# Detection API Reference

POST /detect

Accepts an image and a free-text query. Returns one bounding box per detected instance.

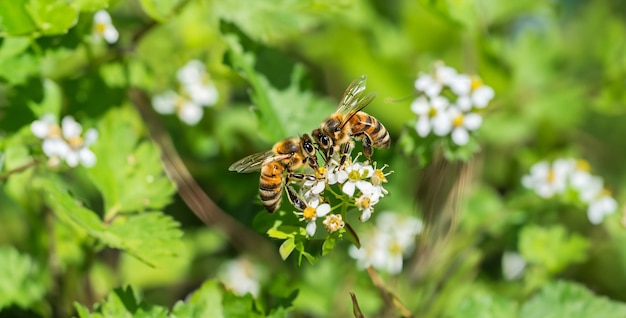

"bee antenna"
[384,94,415,104]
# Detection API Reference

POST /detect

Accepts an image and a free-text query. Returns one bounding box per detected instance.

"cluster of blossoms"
[411,61,494,146]
[218,257,263,298]
[31,114,98,168]
[348,212,423,274]
[522,158,618,224]
[93,10,119,44]
[294,156,392,237]
[152,60,219,125]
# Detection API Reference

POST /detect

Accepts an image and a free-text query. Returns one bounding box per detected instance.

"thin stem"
[0,160,38,182]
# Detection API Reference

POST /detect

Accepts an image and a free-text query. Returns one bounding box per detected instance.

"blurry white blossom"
[522,158,617,224]
[349,212,422,274]
[412,61,494,145]
[502,251,526,280]
[152,60,219,125]
[323,214,345,233]
[93,10,119,44]
[336,161,374,197]
[31,114,98,168]
[219,257,262,298]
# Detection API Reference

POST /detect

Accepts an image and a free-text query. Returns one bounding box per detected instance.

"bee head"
[312,128,332,150]
[301,134,316,156]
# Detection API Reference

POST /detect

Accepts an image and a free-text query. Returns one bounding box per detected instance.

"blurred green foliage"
[1,0,626,317]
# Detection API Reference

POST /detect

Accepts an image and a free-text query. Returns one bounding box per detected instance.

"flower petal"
[415,116,431,137]
[306,221,317,237]
[316,203,331,217]
[79,149,97,168]
[463,113,482,131]
[342,182,356,197]
[62,116,82,139]
[451,127,469,145]
[178,102,204,125]
[410,96,429,115]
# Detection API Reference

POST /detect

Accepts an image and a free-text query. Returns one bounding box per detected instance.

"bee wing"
[229,151,290,173]
[335,75,377,129]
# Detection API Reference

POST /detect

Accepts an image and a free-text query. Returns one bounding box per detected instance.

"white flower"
[355,190,380,222]
[502,251,526,280]
[296,199,331,237]
[369,163,391,198]
[414,63,458,98]
[93,10,119,44]
[470,82,495,108]
[322,214,345,233]
[219,257,262,298]
[152,91,205,126]
[448,107,482,146]
[411,95,452,137]
[302,167,328,196]
[349,212,422,274]
[177,60,219,106]
[455,77,495,111]
[31,114,68,159]
[522,159,574,198]
[60,116,98,168]
[587,192,617,225]
[336,162,374,197]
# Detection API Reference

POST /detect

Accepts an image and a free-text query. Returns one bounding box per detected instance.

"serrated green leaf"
[75,286,169,318]
[87,106,176,216]
[519,225,589,274]
[0,0,37,35]
[0,247,49,310]
[105,212,183,267]
[43,180,105,237]
[25,0,79,35]
[521,281,626,318]
[223,291,263,318]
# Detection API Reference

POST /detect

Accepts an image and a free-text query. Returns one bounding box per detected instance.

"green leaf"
[0,0,37,35]
[105,212,183,267]
[74,286,169,318]
[222,291,263,318]
[279,237,296,260]
[451,292,518,318]
[28,79,62,118]
[519,225,589,274]
[321,235,336,256]
[521,281,626,318]
[25,0,79,35]
[139,0,181,22]
[225,35,333,141]
[74,0,109,12]
[43,180,105,237]
[0,52,40,85]
[0,247,49,310]
[87,106,176,217]
[0,37,31,58]
[172,280,224,318]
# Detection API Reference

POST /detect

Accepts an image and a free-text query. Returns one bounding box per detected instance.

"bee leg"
[285,184,307,211]
[288,173,319,182]
[339,141,353,167]
[361,133,373,160]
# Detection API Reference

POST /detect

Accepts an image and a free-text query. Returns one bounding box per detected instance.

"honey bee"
[312,75,390,166]
[229,134,319,213]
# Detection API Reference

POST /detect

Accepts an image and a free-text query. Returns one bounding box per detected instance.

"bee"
[312,75,390,166]
[229,134,320,213]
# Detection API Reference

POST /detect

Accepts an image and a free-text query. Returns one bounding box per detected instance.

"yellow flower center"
[576,160,591,172]
[371,169,387,185]
[452,114,464,127]
[48,125,61,138]
[546,169,555,183]
[316,167,327,179]
[67,136,84,149]
[359,197,371,209]
[428,107,437,118]
[95,23,106,34]
[389,240,402,255]
[303,206,316,220]
[470,77,483,91]
[348,170,361,181]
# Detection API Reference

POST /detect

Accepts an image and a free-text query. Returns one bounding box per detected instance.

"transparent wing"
[228,150,289,173]
[335,75,377,129]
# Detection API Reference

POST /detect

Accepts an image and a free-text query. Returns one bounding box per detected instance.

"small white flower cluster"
[501,251,526,281]
[218,257,262,298]
[152,60,219,125]
[348,212,423,274]
[522,158,618,224]
[295,157,392,237]
[31,114,98,168]
[411,61,494,146]
[93,10,119,44]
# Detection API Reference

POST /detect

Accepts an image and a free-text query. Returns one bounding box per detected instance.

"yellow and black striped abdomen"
[259,162,284,213]
[350,112,390,148]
